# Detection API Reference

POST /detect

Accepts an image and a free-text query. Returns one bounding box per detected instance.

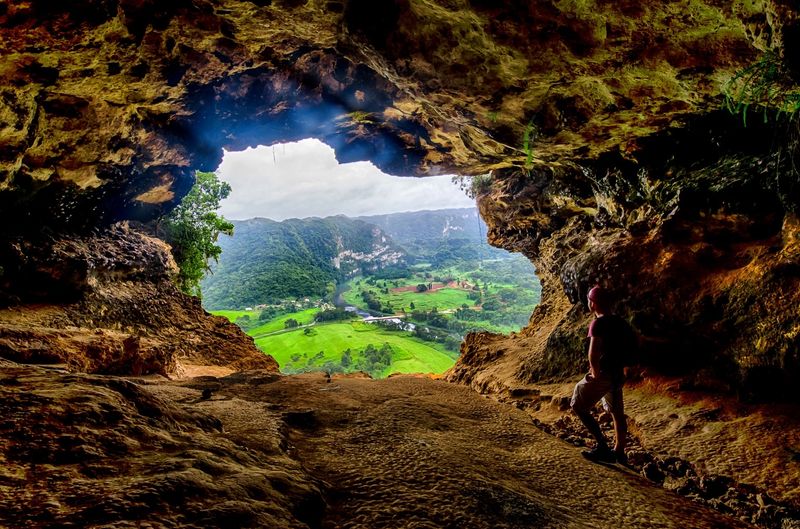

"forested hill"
[355,208,485,244]
[200,217,405,309]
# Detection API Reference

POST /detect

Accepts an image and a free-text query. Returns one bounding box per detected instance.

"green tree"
[161,171,234,297]
[341,349,352,368]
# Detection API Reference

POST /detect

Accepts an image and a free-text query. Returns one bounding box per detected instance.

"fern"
[724,51,800,125]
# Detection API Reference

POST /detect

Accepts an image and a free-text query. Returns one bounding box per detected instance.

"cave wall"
[0,223,276,374]
[447,113,800,399]
[0,0,799,387]
[2,0,789,232]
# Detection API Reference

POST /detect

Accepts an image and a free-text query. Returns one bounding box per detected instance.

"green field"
[213,307,456,377]
[210,257,538,375]
[342,283,474,313]
[211,309,258,321]
[256,321,456,377]
[211,307,319,334]
[342,262,539,334]
[246,308,320,337]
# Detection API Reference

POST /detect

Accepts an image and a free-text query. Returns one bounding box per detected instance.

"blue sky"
[216,139,474,220]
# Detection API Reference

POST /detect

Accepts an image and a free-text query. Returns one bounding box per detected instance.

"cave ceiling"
[1,0,795,233]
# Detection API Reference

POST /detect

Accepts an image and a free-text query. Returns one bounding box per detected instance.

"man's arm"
[588,336,603,378]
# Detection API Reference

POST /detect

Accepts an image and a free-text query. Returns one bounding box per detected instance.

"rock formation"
[1,364,322,528]
[1,0,797,393]
[2,1,800,526]
[0,222,275,374]
[0,365,767,528]
[449,114,800,400]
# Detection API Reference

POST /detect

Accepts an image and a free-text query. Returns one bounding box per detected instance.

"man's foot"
[581,446,616,464]
[614,450,629,466]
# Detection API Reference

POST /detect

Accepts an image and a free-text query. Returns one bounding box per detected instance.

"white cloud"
[216,139,475,220]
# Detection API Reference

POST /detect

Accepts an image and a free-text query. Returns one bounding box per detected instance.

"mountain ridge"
[228,206,485,243]
[201,207,515,309]
[354,207,485,244]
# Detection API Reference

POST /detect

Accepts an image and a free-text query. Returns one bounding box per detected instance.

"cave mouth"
[200,138,542,378]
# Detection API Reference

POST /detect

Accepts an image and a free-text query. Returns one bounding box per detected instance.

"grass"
[343,284,475,313]
[255,322,456,377]
[247,308,320,337]
[724,50,800,125]
[213,306,457,377]
[210,309,258,321]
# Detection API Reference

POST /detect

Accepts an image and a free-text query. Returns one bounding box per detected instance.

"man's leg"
[570,375,610,450]
[574,409,608,449]
[605,386,627,462]
[611,411,626,453]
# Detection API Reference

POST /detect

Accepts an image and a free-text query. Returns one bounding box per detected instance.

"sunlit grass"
[210,309,258,321]
[255,322,456,377]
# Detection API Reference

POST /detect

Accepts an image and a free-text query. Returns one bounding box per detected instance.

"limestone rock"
[0,223,275,375]
[0,0,796,231]
[447,118,800,399]
[0,364,321,528]
[0,0,798,394]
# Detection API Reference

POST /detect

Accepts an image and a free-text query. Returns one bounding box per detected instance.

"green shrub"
[469,172,493,198]
[452,172,493,199]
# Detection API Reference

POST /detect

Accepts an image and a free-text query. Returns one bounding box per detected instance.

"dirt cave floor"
[1,362,775,529]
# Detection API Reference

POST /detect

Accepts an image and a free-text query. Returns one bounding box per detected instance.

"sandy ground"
[180,363,236,379]
[172,373,757,529]
[6,362,788,528]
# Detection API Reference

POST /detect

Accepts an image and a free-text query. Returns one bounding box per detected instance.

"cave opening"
[197,138,542,378]
[0,43,547,381]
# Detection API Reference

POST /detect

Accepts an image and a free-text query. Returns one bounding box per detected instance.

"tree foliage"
[314,308,356,322]
[161,171,234,297]
[200,216,403,309]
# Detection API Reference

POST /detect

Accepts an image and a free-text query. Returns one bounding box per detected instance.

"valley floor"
[2,361,764,528]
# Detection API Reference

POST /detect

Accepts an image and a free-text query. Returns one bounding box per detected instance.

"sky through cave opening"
[215,139,473,220]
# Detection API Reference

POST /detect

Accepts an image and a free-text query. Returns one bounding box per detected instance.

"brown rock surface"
[0,0,796,228]
[0,363,767,528]
[496,375,800,523]
[447,124,800,399]
[1,1,800,525]
[1,365,321,528]
[0,223,275,375]
[0,0,797,392]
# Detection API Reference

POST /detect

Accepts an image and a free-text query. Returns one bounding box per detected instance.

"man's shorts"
[570,373,623,415]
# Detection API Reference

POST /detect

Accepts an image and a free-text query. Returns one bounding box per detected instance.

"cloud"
[216,139,475,220]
